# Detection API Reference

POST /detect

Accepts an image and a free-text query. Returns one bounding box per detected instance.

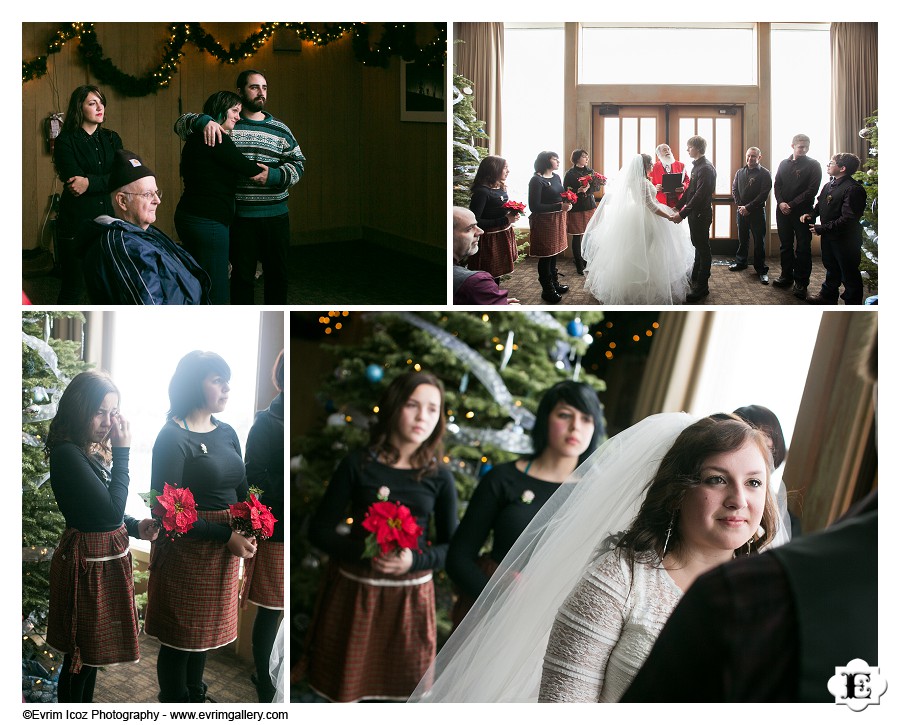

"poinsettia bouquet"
[140,483,198,540]
[360,500,423,559]
[593,172,608,185]
[230,490,278,541]
[560,190,578,205]
[503,200,526,214]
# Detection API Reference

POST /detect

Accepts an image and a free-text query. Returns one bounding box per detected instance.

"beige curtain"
[454,23,504,155]
[831,22,878,159]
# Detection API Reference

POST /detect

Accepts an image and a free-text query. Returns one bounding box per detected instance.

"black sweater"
[446,461,560,600]
[245,392,285,542]
[309,448,458,573]
[49,442,139,536]
[528,173,566,215]
[563,166,599,212]
[469,185,511,232]
[175,132,263,225]
[151,419,249,542]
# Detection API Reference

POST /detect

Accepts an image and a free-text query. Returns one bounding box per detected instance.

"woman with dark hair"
[242,351,285,701]
[466,155,522,281]
[174,91,267,304]
[528,151,573,303]
[144,351,256,702]
[307,371,458,701]
[563,150,602,275]
[53,85,124,303]
[411,413,786,702]
[45,371,158,702]
[582,153,692,304]
[446,381,604,627]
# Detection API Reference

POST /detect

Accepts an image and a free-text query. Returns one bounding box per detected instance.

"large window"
[770,24,831,196]
[580,24,756,86]
[502,23,565,212]
[97,309,264,529]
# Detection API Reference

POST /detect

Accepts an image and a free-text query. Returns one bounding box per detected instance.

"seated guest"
[82,151,210,305]
[453,207,519,305]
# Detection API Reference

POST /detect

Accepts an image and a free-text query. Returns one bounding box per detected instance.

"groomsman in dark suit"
[730,147,773,284]
[801,153,867,304]
[772,134,822,299]
[673,135,716,302]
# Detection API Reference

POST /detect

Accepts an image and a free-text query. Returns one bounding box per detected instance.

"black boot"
[538,259,561,303]
[572,236,586,275]
[551,261,569,294]
[187,681,213,703]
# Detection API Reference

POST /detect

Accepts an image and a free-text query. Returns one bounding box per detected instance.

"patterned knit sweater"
[539,550,683,702]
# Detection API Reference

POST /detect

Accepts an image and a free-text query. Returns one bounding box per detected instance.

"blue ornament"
[365,364,385,383]
[567,318,584,337]
[480,462,493,476]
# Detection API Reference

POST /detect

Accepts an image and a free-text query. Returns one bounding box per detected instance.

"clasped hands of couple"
[201,120,270,186]
[654,183,685,224]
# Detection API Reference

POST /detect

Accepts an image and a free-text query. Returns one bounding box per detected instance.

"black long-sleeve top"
[810,175,867,241]
[675,156,716,217]
[528,173,566,215]
[469,185,511,232]
[773,155,822,214]
[446,461,560,601]
[732,165,772,213]
[175,132,264,225]
[245,392,285,542]
[563,166,599,212]
[309,448,458,573]
[53,126,124,238]
[49,442,139,536]
[151,419,249,543]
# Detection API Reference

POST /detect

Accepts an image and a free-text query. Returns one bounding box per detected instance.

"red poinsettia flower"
[561,190,578,205]
[230,493,277,540]
[593,172,608,185]
[154,483,198,535]
[503,199,526,213]
[361,501,423,558]
[577,174,593,187]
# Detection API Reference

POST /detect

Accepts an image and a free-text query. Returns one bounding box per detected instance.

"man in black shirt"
[772,134,822,299]
[730,147,773,284]
[801,153,868,304]
[674,135,716,302]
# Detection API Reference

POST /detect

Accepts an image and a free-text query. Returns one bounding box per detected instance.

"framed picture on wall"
[400,60,445,122]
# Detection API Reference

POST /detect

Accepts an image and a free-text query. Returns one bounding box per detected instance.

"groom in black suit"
[673,135,717,302]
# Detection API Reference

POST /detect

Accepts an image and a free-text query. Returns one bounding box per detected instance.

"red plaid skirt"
[307,560,436,702]
[528,211,568,257]
[243,540,284,610]
[466,225,517,278]
[566,208,595,236]
[46,525,139,672]
[144,509,240,651]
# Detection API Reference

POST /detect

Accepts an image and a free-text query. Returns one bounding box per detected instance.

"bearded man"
[649,143,690,207]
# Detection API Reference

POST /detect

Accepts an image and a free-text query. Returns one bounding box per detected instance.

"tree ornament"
[365,364,385,383]
[567,317,584,337]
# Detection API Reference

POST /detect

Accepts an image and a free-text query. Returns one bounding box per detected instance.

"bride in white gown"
[582,153,694,304]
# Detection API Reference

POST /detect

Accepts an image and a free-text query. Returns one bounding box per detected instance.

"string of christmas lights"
[23,22,446,94]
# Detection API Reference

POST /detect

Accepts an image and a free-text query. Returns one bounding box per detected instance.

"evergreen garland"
[24,22,446,95]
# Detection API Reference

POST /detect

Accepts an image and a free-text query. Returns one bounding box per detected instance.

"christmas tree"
[853,111,878,293]
[22,312,90,699]
[291,310,606,682]
[452,72,489,207]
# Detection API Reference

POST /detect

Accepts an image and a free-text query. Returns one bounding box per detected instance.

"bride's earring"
[662,511,675,557]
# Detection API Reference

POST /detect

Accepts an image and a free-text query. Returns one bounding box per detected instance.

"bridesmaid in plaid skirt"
[46,371,159,702]
[306,371,458,701]
[145,351,257,702]
[466,156,523,280]
[528,151,573,303]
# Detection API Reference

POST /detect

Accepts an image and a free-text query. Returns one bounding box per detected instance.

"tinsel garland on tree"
[853,111,878,292]
[23,22,446,95]
[453,73,488,207]
[292,310,605,673]
[22,312,90,689]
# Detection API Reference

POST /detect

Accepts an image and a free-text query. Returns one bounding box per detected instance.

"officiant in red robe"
[650,143,690,207]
